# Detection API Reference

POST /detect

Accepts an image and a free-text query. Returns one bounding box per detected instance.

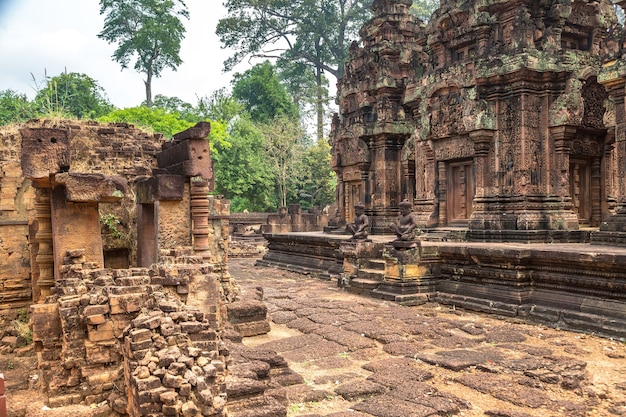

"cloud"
[0,0,244,108]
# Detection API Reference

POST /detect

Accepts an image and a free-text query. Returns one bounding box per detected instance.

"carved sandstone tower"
[332,0,621,242]
[332,0,423,233]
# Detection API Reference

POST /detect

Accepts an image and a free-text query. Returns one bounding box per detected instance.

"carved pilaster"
[190,178,211,260]
[470,129,495,198]
[549,125,577,198]
[33,188,54,300]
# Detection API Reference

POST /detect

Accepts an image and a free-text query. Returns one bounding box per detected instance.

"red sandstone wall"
[0,120,162,321]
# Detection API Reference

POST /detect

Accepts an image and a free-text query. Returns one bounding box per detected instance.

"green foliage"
[260,115,305,208]
[196,88,243,123]
[410,0,438,22]
[294,138,336,209]
[98,106,195,139]
[218,0,371,138]
[100,213,123,239]
[217,0,371,80]
[151,94,198,122]
[12,308,32,346]
[98,0,189,107]
[0,89,36,125]
[213,116,276,212]
[32,71,113,119]
[232,61,299,123]
[207,119,231,156]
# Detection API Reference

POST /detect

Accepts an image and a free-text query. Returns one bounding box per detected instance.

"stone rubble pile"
[31,249,231,416]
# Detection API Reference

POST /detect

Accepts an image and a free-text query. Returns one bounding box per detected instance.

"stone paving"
[230,258,626,417]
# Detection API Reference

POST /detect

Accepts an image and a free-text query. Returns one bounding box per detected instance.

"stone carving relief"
[549,77,584,126]
[571,136,603,157]
[434,136,474,161]
[429,89,464,138]
[338,138,371,167]
[582,78,608,129]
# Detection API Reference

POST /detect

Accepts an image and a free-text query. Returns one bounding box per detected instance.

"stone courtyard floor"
[3,257,626,417]
[231,257,626,417]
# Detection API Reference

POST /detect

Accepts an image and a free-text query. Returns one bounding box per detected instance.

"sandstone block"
[88,321,115,342]
[163,373,183,389]
[133,375,161,391]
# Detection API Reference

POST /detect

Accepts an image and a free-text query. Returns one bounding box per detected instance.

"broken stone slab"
[136,174,186,203]
[172,121,211,142]
[20,127,70,180]
[412,349,504,372]
[157,132,212,180]
[54,172,127,202]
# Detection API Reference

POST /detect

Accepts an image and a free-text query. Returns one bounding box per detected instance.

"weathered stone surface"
[335,380,387,400]
[20,127,70,179]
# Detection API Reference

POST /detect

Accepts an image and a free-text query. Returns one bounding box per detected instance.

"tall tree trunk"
[316,65,324,141]
[145,68,153,107]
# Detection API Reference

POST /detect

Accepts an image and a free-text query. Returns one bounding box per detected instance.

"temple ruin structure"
[259,0,626,338]
[331,0,626,242]
[0,120,295,416]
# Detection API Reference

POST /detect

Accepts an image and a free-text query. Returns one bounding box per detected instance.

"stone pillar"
[468,129,495,232]
[33,188,54,301]
[190,178,211,259]
[437,161,447,226]
[470,129,495,198]
[595,56,626,243]
[550,125,576,199]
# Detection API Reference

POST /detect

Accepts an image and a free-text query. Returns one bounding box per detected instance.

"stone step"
[349,277,382,291]
[357,268,385,281]
[363,258,385,270]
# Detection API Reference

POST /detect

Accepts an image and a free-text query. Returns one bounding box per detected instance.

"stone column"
[549,125,576,199]
[470,129,495,198]
[190,178,211,260]
[33,188,54,300]
[596,55,626,242]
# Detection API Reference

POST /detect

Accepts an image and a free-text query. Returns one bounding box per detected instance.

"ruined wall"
[0,120,162,321]
[31,250,229,416]
[0,126,34,313]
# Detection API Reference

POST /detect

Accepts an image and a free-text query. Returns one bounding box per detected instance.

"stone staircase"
[348,258,385,296]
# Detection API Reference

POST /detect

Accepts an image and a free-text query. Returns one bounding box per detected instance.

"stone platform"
[257,231,626,338]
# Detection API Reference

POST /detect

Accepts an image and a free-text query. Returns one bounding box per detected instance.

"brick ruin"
[0,120,293,416]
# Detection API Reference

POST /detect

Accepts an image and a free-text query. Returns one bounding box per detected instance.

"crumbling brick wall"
[0,120,162,323]
[31,249,229,416]
[0,126,35,315]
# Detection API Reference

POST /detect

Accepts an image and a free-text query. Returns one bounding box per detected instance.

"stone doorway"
[569,158,592,226]
[346,182,362,221]
[447,160,475,225]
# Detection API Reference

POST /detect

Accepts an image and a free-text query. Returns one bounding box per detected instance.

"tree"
[232,61,299,123]
[277,59,329,142]
[98,106,194,138]
[0,90,35,125]
[410,0,438,22]
[196,88,243,123]
[295,138,336,209]
[212,116,276,212]
[98,0,189,107]
[32,71,113,119]
[260,115,304,208]
[217,0,372,138]
[151,94,196,122]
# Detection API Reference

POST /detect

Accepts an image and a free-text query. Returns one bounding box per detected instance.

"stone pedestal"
[338,240,382,289]
[370,241,440,305]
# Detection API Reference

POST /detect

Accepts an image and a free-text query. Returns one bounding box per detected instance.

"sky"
[0,0,248,108]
